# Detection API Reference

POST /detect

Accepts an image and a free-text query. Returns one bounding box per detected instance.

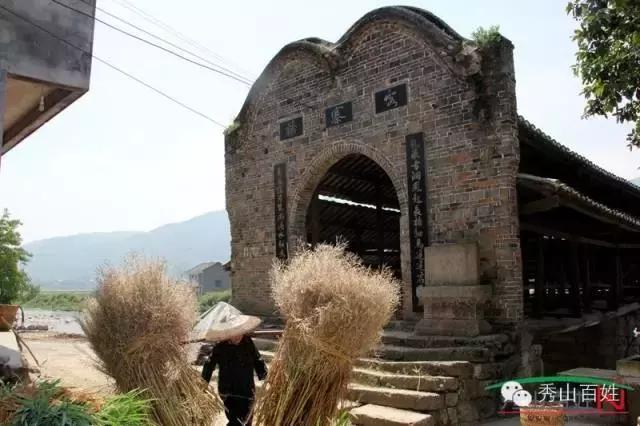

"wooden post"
[310,193,320,246]
[569,241,582,317]
[615,246,623,309]
[376,184,384,267]
[582,245,592,313]
[534,236,545,318]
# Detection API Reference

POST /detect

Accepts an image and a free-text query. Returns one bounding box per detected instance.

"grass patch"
[21,292,91,311]
[198,290,231,313]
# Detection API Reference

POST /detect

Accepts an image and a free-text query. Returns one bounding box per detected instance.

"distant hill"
[633,177,640,186]
[23,211,230,291]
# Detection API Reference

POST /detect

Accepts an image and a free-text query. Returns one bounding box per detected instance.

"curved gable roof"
[232,6,467,128]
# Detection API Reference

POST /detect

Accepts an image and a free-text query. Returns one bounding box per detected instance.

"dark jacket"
[201,336,267,398]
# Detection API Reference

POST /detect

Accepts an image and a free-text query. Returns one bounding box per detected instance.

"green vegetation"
[198,290,231,313]
[471,25,501,48]
[93,389,153,426]
[0,380,153,425]
[0,210,32,304]
[567,0,640,149]
[21,292,91,311]
[21,290,231,313]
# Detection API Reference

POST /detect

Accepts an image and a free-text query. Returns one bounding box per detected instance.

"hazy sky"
[1,0,639,243]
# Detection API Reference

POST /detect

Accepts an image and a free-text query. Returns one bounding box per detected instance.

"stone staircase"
[245,331,513,426]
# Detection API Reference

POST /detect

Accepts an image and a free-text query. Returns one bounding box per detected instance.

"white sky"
[1,0,639,243]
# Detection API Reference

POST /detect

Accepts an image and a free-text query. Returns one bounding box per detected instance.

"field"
[21,290,232,312]
[22,291,91,311]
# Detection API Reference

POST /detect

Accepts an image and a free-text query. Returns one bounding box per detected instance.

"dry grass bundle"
[81,256,222,425]
[254,244,400,425]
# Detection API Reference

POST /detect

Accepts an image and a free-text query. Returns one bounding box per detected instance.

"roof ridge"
[518,116,640,196]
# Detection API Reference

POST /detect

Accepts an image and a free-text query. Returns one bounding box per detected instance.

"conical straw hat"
[193,301,261,342]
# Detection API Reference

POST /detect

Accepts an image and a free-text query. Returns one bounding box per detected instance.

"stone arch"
[288,141,414,316]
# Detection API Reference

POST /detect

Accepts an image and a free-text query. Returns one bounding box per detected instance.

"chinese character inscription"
[274,163,288,259]
[405,133,427,310]
[375,83,408,113]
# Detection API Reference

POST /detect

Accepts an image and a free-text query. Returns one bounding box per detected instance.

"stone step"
[350,404,434,426]
[352,368,458,393]
[382,331,510,350]
[347,384,444,412]
[356,358,473,378]
[260,350,473,378]
[253,337,279,352]
[373,344,491,362]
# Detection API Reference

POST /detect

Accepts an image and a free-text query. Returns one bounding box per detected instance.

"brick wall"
[225,7,522,323]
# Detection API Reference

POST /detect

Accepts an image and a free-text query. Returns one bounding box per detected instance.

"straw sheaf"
[254,244,400,425]
[81,256,222,426]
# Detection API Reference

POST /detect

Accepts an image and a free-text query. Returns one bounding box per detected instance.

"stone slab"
[425,243,479,287]
[415,318,492,337]
[420,285,491,300]
[350,404,434,426]
[347,384,444,411]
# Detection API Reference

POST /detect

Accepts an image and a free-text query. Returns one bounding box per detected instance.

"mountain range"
[633,177,640,186]
[23,211,230,291]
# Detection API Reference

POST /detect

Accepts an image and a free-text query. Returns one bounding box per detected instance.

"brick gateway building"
[225,6,640,383]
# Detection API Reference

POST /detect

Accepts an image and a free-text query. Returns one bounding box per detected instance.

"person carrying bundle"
[195,302,267,426]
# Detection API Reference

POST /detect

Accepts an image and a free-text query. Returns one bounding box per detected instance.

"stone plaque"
[325,102,353,127]
[274,163,288,259]
[279,117,303,140]
[375,83,407,113]
[405,132,427,311]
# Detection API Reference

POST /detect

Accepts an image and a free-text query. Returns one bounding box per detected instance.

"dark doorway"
[305,154,401,277]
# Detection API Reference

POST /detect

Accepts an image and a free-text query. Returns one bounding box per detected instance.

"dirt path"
[21,333,227,425]
[22,334,113,394]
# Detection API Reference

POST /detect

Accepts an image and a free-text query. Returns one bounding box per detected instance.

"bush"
[198,290,231,313]
[471,25,501,47]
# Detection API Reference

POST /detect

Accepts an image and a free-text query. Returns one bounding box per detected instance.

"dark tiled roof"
[518,116,640,197]
[518,173,640,231]
[185,262,217,276]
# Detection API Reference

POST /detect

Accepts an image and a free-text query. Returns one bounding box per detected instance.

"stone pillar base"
[415,318,492,337]
[415,285,492,337]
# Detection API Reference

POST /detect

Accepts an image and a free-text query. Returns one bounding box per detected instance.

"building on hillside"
[0,0,96,167]
[224,6,640,419]
[185,262,230,295]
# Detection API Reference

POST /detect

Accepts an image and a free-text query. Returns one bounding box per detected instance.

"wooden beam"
[569,241,582,317]
[582,245,592,313]
[316,186,399,209]
[615,247,623,309]
[534,237,545,318]
[376,184,384,266]
[520,223,640,249]
[521,196,560,215]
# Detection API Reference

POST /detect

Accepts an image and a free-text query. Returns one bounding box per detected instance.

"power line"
[109,0,256,80]
[51,0,252,86]
[0,4,226,128]
[74,0,253,85]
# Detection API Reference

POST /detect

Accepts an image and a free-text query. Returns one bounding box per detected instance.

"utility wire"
[74,0,253,84]
[51,0,252,86]
[0,4,226,128]
[110,0,256,80]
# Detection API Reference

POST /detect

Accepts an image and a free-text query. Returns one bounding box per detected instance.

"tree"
[567,0,640,149]
[0,209,32,304]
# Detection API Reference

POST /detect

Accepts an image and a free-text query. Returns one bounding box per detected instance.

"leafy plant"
[198,290,231,313]
[471,25,501,47]
[93,390,153,426]
[10,380,92,426]
[0,210,32,304]
[567,0,640,149]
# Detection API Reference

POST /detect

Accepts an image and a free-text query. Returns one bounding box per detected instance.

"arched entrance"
[304,154,401,277]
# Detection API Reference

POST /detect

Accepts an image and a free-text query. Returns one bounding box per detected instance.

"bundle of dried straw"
[81,256,222,426]
[253,244,400,425]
